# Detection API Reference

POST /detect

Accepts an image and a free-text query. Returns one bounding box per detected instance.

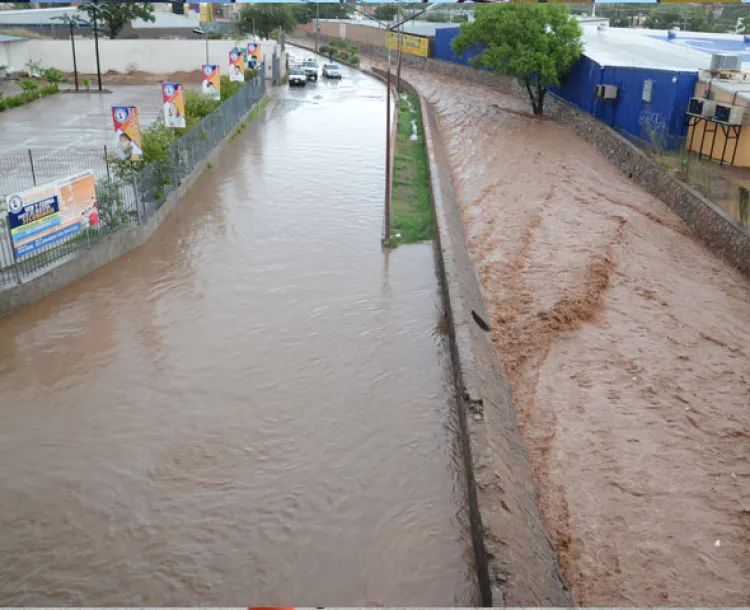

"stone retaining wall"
[546,95,750,276]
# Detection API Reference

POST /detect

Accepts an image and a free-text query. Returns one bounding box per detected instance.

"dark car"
[322,63,342,79]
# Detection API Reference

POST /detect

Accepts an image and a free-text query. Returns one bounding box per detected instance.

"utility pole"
[315,2,320,53]
[70,20,79,91]
[91,4,102,91]
[384,35,392,247]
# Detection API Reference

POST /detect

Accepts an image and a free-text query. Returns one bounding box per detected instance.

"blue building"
[433,24,750,151]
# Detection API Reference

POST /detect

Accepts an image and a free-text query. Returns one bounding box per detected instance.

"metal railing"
[0,66,267,288]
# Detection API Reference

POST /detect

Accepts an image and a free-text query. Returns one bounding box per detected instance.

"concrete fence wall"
[4,38,282,77]
[297,20,388,47]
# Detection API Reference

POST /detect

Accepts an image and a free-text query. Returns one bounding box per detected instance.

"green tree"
[643,4,716,32]
[77,2,155,39]
[452,4,583,115]
[317,4,350,20]
[373,5,398,22]
[238,3,296,40]
[292,4,312,25]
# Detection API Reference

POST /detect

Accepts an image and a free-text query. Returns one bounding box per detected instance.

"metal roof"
[581,24,750,72]
[0,34,25,42]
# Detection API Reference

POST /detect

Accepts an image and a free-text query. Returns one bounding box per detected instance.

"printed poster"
[162,82,186,129]
[202,64,220,100]
[111,106,143,161]
[247,41,261,70]
[229,49,245,82]
[7,171,98,259]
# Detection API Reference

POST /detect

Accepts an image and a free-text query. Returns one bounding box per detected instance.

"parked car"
[302,60,319,81]
[289,67,307,87]
[322,64,342,79]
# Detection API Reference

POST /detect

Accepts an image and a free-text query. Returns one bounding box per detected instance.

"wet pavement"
[0,62,477,605]
[0,85,169,153]
[387,64,750,607]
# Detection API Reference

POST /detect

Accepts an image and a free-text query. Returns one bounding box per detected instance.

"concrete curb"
[363,62,572,606]
[0,96,271,318]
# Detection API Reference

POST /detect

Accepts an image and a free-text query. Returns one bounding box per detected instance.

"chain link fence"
[0,67,267,288]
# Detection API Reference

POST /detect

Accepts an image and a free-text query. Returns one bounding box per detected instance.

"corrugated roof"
[581,24,750,72]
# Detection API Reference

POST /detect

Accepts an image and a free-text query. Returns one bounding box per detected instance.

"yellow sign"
[387,32,429,58]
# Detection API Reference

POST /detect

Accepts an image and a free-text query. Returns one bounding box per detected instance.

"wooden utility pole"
[384,34,392,247]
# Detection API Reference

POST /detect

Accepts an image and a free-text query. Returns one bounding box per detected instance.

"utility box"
[595,84,618,100]
[688,97,716,118]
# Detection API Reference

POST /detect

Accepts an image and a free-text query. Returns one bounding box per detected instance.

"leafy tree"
[238,3,296,40]
[373,5,398,22]
[77,2,155,39]
[317,4,350,20]
[643,4,716,32]
[292,4,312,25]
[452,4,583,115]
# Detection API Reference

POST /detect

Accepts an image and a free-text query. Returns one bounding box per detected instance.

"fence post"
[28,149,37,186]
[130,167,142,224]
[5,222,21,284]
[104,145,111,182]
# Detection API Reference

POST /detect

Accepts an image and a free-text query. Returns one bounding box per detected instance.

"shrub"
[95,179,131,229]
[19,79,38,93]
[319,45,331,55]
[44,68,63,83]
[82,78,92,91]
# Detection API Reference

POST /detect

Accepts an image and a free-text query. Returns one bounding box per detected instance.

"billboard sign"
[111,106,143,161]
[229,49,245,82]
[162,82,186,128]
[7,171,98,259]
[387,32,430,58]
[202,64,221,99]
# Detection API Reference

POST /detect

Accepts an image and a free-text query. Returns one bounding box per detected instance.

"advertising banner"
[7,171,98,259]
[247,41,261,70]
[162,82,186,128]
[387,31,430,58]
[202,64,221,99]
[111,106,143,161]
[229,49,245,82]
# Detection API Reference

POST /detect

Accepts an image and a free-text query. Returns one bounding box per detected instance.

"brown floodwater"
[0,65,478,605]
[389,66,750,606]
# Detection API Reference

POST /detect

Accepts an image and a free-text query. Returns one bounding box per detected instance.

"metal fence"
[0,66,266,288]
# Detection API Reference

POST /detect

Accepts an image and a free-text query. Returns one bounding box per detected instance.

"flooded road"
[387,66,750,606]
[0,63,477,605]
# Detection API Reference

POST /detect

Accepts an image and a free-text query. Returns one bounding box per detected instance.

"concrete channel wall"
[0,99,270,318]
[362,61,572,606]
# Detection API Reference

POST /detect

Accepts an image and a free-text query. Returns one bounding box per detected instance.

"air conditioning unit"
[714,104,745,125]
[688,97,716,118]
[595,84,618,100]
[711,53,742,72]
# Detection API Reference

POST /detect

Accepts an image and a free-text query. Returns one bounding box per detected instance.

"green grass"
[391,92,434,244]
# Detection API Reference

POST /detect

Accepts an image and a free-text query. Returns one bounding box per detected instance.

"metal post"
[719,124,730,167]
[205,34,209,64]
[130,167,142,224]
[70,22,79,91]
[396,22,404,94]
[28,149,37,186]
[93,6,102,92]
[384,38,392,247]
[104,145,110,181]
[315,2,320,53]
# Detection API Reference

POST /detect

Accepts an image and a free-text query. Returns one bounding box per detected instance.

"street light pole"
[70,21,79,91]
[315,2,320,53]
[384,36,392,247]
[92,5,102,91]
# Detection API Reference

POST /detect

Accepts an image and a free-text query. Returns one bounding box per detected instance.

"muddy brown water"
[0,66,478,605]
[390,65,750,607]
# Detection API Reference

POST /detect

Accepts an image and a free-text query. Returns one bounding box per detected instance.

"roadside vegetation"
[0,63,64,112]
[319,39,360,66]
[391,92,434,244]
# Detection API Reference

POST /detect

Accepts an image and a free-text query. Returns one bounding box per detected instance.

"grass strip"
[391,91,434,244]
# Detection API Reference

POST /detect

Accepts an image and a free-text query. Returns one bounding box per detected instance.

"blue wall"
[432,27,697,151]
[554,55,697,150]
